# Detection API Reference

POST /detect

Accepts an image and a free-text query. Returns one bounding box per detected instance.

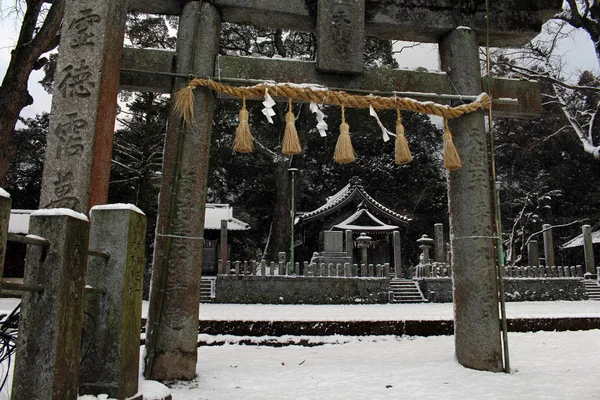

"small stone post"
[583,225,595,274]
[440,27,503,372]
[12,210,89,399]
[434,223,445,262]
[79,205,146,399]
[528,240,540,267]
[542,224,555,267]
[220,219,228,266]
[393,230,402,278]
[0,189,10,287]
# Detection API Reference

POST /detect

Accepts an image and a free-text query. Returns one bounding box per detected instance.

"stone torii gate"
[38,0,561,381]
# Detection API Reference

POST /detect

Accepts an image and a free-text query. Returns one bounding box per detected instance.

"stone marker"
[316,0,365,74]
[39,0,128,213]
[440,28,503,372]
[345,230,353,260]
[582,225,595,274]
[324,231,344,252]
[220,219,228,266]
[393,231,402,278]
[434,223,445,262]
[542,224,555,267]
[80,205,146,399]
[12,211,89,399]
[0,190,10,287]
[528,240,540,267]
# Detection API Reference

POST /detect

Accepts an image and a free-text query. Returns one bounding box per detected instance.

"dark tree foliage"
[494,73,600,265]
[4,113,48,209]
[208,23,431,262]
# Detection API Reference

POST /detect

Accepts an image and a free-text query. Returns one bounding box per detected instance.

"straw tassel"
[233,97,254,153]
[334,105,356,164]
[173,85,195,125]
[282,99,302,155]
[443,118,462,171]
[395,110,413,165]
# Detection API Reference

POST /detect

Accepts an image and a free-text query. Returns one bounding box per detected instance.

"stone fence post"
[79,205,146,399]
[583,225,595,275]
[12,210,90,400]
[542,224,555,267]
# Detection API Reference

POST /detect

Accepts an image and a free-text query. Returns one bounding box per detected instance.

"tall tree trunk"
[0,0,64,186]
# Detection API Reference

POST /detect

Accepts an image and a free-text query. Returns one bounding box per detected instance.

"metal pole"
[289,168,298,274]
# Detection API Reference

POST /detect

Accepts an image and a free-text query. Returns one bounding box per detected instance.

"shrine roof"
[297,178,410,226]
[204,204,251,231]
[332,208,400,233]
[561,229,600,249]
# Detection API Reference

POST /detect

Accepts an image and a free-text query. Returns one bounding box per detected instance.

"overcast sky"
[0,10,598,122]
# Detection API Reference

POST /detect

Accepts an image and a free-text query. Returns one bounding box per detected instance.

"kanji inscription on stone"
[317,0,365,74]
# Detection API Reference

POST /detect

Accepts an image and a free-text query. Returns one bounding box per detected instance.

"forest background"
[1,1,600,279]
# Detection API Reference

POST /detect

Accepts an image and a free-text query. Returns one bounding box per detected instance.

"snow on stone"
[31,208,88,221]
[25,234,46,242]
[137,379,171,399]
[90,203,145,215]
[7,209,31,234]
[0,188,10,198]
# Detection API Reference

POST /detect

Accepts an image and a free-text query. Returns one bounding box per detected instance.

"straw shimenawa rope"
[175,78,491,126]
[395,110,413,165]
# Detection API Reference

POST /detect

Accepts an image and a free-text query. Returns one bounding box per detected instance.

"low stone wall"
[417,278,587,303]
[215,276,390,304]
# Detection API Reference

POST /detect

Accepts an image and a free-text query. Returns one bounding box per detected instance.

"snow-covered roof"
[332,208,400,232]
[297,178,410,226]
[8,204,250,234]
[205,204,250,231]
[561,229,600,249]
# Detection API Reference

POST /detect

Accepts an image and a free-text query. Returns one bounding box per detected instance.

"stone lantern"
[417,234,434,277]
[356,232,371,271]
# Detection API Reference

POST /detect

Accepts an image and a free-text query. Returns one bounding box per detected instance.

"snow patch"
[138,379,171,399]
[0,188,9,198]
[31,208,88,221]
[90,203,145,215]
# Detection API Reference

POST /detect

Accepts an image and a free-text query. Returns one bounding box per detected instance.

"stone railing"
[218,260,391,278]
[502,265,583,278]
[415,262,451,278]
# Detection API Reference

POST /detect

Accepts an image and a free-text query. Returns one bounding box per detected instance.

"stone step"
[583,281,600,300]
[389,280,427,303]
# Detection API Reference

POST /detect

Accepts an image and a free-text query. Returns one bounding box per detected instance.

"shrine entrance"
[38,0,562,381]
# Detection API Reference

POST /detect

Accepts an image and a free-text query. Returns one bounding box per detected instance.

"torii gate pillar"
[440,28,503,371]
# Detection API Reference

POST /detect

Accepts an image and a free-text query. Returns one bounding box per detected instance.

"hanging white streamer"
[262,88,276,124]
[309,102,328,137]
[369,105,395,142]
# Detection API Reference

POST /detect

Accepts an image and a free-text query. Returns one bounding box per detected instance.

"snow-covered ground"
[0,299,598,399]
